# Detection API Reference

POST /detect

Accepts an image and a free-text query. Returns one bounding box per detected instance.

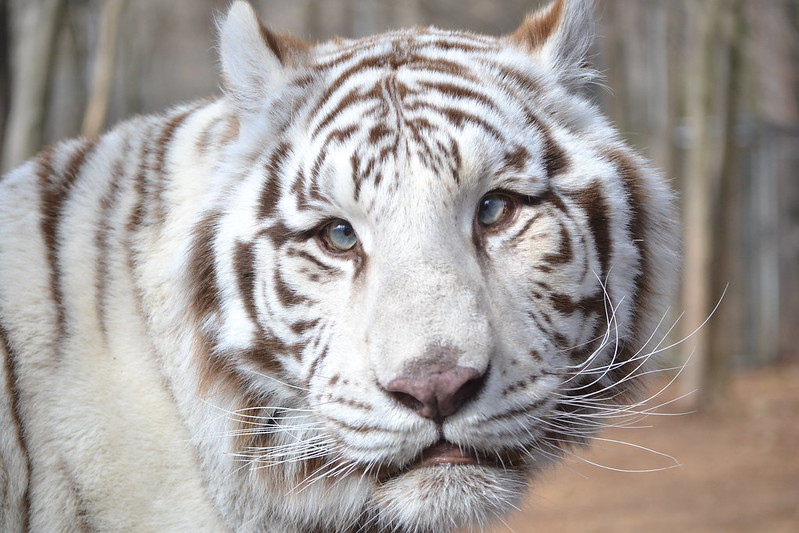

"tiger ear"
[218,1,309,111]
[507,0,596,90]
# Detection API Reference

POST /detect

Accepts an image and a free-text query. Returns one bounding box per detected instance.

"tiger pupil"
[479,195,507,226]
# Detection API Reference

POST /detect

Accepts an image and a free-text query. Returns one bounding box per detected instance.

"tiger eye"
[321,219,358,253]
[477,193,513,227]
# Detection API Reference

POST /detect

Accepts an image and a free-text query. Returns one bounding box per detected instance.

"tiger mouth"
[406,440,498,470]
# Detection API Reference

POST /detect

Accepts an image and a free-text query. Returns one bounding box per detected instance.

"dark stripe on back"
[0,322,31,531]
[38,140,96,342]
[94,147,128,342]
[146,108,198,228]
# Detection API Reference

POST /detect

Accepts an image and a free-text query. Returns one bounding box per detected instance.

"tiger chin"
[0,0,679,532]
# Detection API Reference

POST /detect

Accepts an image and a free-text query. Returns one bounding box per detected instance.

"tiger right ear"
[507,0,596,90]
[218,1,309,112]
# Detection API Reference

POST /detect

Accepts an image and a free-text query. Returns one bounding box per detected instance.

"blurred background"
[1,0,797,531]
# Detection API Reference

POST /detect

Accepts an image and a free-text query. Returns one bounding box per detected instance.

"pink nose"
[385,364,485,421]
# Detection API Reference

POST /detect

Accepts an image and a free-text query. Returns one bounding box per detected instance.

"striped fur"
[0,1,678,532]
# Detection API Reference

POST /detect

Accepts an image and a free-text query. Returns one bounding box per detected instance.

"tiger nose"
[385,364,486,420]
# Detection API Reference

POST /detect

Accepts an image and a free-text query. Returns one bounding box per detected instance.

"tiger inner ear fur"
[507,0,596,90]
[508,0,567,52]
[218,1,310,109]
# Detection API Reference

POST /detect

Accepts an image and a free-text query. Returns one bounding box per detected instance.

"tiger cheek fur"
[0,1,678,532]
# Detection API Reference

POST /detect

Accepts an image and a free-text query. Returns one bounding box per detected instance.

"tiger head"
[179,0,679,530]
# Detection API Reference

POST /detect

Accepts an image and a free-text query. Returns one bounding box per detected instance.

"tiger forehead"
[313,27,502,69]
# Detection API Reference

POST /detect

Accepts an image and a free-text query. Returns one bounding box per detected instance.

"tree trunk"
[1,0,65,172]
[81,0,127,139]
[679,0,722,406]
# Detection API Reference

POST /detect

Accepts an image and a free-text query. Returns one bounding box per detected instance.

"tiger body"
[0,1,678,532]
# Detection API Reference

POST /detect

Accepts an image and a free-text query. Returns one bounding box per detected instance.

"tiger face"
[0,1,678,532]
[180,1,677,531]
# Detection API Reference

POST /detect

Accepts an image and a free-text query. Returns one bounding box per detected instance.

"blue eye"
[322,219,358,252]
[477,193,512,227]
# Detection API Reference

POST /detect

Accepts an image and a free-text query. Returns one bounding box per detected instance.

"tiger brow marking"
[311,54,392,114]
[523,113,571,179]
[38,140,96,345]
[416,80,502,114]
[500,145,531,174]
[424,104,503,141]
[306,123,360,192]
[0,322,31,531]
[259,142,291,220]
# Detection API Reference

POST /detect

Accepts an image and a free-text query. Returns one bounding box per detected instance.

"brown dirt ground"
[486,362,799,533]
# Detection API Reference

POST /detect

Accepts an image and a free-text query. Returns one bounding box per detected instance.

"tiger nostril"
[390,390,425,413]
[385,365,486,420]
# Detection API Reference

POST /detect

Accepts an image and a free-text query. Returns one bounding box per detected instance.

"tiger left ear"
[507,0,596,90]
[218,1,309,112]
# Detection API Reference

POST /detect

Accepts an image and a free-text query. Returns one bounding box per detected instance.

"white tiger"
[0,0,679,531]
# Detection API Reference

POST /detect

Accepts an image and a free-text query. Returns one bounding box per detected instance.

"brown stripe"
[506,212,542,246]
[303,343,328,389]
[566,181,612,279]
[500,145,531,174]
[259,142,291,219]
[0,322,31,531]
[521,114,571,178]
[416,80,501,114]
[39,140,96,341]
[541,223,573,266]
[148,109,197,227]
[286,249,341,276]
[312,54,391,115]
[541,131,569,178]
[274,269,309,307]
[187,211,223,322]
[423,38,497,54]
[94,146,128,342]
[603,148,652,343]
[195,115,222,155]
[495,65,544,97]
[428,105,503,141]
[232,241,258,325]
